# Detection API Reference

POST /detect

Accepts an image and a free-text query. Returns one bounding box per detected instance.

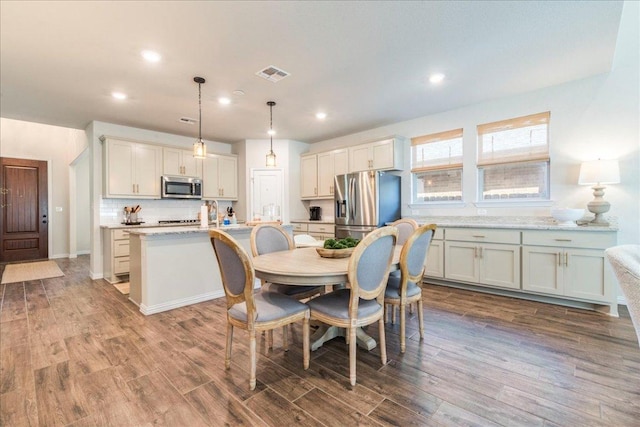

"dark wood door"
[0,157,48,262]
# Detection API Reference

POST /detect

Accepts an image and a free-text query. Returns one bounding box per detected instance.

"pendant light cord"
[269,102,273,151]
[198,82,202,141]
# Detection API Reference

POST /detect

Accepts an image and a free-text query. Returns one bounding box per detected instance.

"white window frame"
[411,129,464,205]
[476,112,551,204]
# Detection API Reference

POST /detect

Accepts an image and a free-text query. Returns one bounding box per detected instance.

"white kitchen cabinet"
[300,154,319,199]
[444,228,520,290]
[317,149,348,198]
[103,137,162,198]
[102,228,131,284]
[348,138,403,172]
[424,228,444,278]
[522,231,615,303]
[202,154,238,200]
[163,147,202,178]
[308,223,335,240]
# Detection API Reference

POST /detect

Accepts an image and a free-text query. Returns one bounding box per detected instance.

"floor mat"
[1,260,64,284]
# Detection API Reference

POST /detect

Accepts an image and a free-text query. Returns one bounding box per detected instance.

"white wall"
[75,149,91,254]
[0,118,87,258]
[305,10,639,247]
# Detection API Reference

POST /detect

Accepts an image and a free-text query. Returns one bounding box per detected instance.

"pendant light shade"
[193,77,207,159]
[266,101,277,167]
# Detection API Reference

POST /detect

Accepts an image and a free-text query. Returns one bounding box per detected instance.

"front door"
[0,157,49,262]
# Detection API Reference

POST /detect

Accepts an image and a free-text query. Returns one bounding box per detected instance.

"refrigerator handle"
[349,177,356,220]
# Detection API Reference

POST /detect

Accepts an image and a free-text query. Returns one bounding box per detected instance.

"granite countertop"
[290,219,335,224]
[408,216,618,232]
[127,224,254,236]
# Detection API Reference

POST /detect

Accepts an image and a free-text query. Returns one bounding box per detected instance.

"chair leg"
[409,302,414,315]
[391,305,397,324]
[378,316,387,365]
[267,330,273,350]
[249,329,257,390]
[417,299,425,341]
[282,325,289,351]
[225,323,233,370]
[303,314,310,370]
[400,304,407,353]
[349,327,357,386]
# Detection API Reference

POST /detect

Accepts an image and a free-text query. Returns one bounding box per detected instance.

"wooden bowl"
[315,247,355,258]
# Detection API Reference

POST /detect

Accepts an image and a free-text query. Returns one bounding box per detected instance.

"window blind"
[411,128,463,173]
[477,112,550,166]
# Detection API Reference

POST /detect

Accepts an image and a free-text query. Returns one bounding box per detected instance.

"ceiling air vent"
[256,65,290,83]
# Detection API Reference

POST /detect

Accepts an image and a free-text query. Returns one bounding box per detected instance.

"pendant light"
[266,101,277,167]
[193,76,207,159]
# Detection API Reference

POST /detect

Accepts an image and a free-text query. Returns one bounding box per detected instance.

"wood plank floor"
[1,256,639,426]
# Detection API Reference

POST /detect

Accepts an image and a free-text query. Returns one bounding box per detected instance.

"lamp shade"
[578,159,620,185]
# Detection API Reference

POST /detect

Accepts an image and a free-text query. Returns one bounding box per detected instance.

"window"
[477,112,550,201]
[411,129,463,203]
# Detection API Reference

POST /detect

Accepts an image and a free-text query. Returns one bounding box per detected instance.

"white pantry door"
[251,169,283,222]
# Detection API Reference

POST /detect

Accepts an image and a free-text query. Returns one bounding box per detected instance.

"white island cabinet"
[127,225,266,315]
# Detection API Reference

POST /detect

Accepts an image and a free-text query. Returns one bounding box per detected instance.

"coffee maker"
[309,206,321,221]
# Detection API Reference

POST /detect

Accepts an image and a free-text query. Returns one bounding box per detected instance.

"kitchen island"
[127,225,254,315]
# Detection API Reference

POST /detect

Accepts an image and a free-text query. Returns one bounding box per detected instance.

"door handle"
[564,252,569,267]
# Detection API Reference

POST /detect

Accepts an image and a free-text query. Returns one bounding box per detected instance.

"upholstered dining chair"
[307,226,398,386]
[384,224,436,353]
[209,229,310,390]
[391,218,419,246]
[605,245,640,347]
[388,218,419,319]
[250,224,323,301]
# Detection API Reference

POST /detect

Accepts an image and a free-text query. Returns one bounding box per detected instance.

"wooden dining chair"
[250,224,323,301]
[209,229,310,390]
[388,218,419,318]
[384,224,436,353]
[307,226,398,386]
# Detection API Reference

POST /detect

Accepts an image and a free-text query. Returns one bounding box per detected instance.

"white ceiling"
[0,1,623,144]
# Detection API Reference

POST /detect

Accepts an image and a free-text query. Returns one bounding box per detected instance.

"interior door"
[251,169,283,222]
[0,157,48,262]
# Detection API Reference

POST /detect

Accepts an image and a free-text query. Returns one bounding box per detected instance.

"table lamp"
[578,159,620,226]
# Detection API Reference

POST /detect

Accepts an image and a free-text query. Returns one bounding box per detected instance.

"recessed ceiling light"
[429,73,445,84]
[218,97,231,105]
[267,129,276,136]
[316,112,327,120]
[111,92,127,100]
[232,90,245,96]
[141,50,161,63]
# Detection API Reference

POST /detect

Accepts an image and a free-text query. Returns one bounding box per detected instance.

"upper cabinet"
[317,149,348,198]
[301,149,348,200]
[348,138,403,172]
[300,154,319,199]
[103,137,162,198]
[162,147,202,178]
[202,154,238,200]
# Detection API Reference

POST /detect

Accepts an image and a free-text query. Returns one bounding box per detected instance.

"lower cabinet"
[291,222,335,241]
[443,228,521,290]
[522,230,616,303]
[103,228,130,284]
[424,228,444,278]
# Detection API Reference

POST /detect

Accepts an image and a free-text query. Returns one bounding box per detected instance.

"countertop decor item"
[193,76,207,159]
[578,158,620,226]
[551,208,584,226]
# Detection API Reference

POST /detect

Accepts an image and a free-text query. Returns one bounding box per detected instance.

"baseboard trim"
[139,290,225,315]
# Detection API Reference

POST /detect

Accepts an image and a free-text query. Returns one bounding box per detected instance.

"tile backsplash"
[100,198,233,224]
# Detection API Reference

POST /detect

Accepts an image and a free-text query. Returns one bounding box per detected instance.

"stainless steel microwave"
[161,175,202,199]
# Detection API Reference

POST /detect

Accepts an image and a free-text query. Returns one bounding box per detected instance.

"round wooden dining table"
[252,246,402,351]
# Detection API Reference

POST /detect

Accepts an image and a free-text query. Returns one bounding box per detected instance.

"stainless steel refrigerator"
[334,171,401,240]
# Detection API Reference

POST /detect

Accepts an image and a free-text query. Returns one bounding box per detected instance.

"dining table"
[252,246,402,351]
